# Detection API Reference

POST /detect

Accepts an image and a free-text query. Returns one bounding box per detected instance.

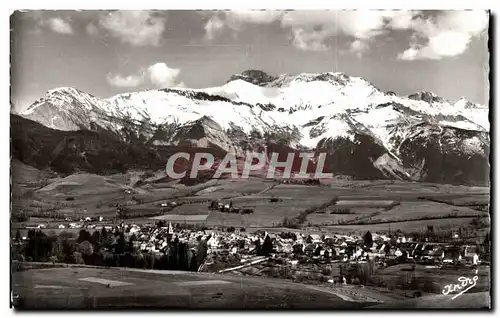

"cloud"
[280,10,420,52]
[106,73,145,88]
[38,17,74,34]
[228,10,284,24]
[201,10,420,52]
[289,28,329,51]
[200,10,487,59]
[147,63,184,88]
[349,39,370,57]
[202,10,284,40]
[107,62,184,89]
[98,10,167,46]
[204,15,226,40]
[85,22,99,36]
[397,10,488,60]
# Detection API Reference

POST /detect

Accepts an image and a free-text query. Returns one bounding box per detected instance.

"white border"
[3,1,498,318]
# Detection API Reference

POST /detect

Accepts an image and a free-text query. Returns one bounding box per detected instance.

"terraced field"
[11,164,490,236]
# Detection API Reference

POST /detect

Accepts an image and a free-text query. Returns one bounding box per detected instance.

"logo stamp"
[442,270,479,299]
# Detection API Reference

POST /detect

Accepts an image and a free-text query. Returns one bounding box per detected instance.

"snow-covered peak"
[20,70,489,155]
[227,69,277,86]
[454,97,487,109]
[46,87,89,95]
[408,90,447,104]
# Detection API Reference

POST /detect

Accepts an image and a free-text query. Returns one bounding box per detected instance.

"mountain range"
[12,70,490,185]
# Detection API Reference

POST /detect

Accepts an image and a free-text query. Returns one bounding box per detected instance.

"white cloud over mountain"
[106,62,184,88]
[106,73,144,88]
[397,10,489,60]
[148,63,185,88]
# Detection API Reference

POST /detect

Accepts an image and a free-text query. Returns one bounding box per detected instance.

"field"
[306,201,488,228]
[371,264,490,295]
[150,214,209,222]
[11,266,367,309]
[11,263,490,309]
[323,218,490,234]
[11,164,490,238]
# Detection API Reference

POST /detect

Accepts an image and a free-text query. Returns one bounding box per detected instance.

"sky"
[10,10,490,112]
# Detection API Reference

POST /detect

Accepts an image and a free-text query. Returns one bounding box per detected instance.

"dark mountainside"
[11,114,489,186]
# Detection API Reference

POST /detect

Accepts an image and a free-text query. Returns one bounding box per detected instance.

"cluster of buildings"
[114,224,484,269]
[26,216,106,230]
[20,217,486,270]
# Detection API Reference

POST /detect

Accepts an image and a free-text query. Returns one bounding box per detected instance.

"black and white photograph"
[9,8,491,310]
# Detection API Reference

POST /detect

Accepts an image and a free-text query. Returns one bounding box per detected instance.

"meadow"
[11,166,490,237]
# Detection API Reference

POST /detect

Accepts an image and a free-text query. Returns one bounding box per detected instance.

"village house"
[306,234,322,244]
[464,246,480,265]
[323,236,336,247]
[394,248,403,258]
[304,243,317,255]
[443,247,462,264]
[207,235,221,250]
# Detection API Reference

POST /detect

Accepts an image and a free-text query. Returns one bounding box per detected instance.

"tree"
[178,242,189,270]
[324,249,330,260]
[77,230,92,244]
[91,231,101,249]
[390,236,397,246]
[130,233,138,242]
[27,229,35,239]
[357,263,372,285]
[346,245,355,259]
[483,232,490,250]
[52,232,77,263]
[254,238,262,255]
[363,231,373,248]
[238,240,246,249]
[260,235,274,256]
[15,230,21,241]
[126,234,137,253]
[115,234,125,254]
[77,241,94,257]
[189,250,198,271]
[196,239,208,268]
[25,230,52,262]
[73,251,85,264]
[321,265,333,276]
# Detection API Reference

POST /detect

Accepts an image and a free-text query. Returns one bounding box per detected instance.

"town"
[12,208,490,298]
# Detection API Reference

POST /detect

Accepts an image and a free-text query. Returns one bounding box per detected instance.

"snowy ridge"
[19,70,489,183]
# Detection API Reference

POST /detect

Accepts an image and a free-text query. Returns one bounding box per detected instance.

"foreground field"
[11,266,368,309]
[11,264,490,309]
[371,292,490,309]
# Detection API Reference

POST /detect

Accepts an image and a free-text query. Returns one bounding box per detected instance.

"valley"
[11,162,490,239]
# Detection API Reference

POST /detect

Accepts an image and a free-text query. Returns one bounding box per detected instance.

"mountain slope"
[10,115,164,174]
[16,70,490,185]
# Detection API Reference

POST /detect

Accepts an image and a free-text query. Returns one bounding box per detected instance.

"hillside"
[14,70,490,185]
